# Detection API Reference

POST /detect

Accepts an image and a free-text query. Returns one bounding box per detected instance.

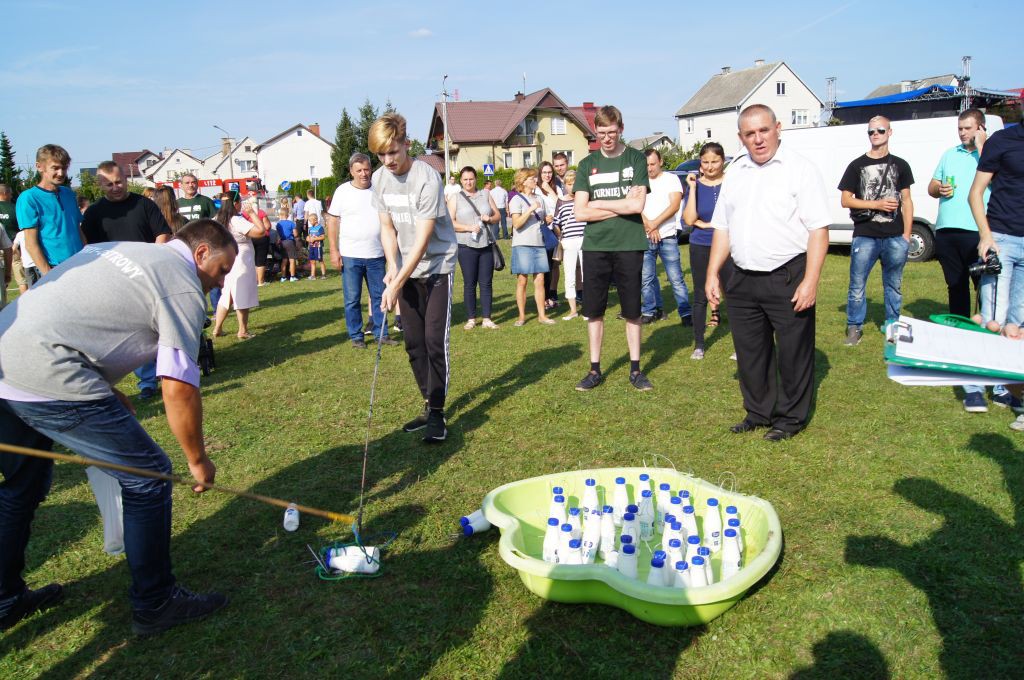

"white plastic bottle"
[612,477,629,526]
[656,482,672,531]
[678,489,691,507]
[283,504,300,532]
[688,556,708,587]
[685,535,701,565]
[599,505,616,559]
[663,520,683,553]
[705,498,722,553]
[580,515,601,564]
[721,528,742,579]
[619,533,633,552]
[697,546,715,584]
[680,504,699,542]
[637,473,651,496]
[565,538,583,565]
[582,478,599,515]
[637,490,655,541]
[460,509,492,536]
[727,518,744,559]
[603,550,619,570]
[548,486,563,520]
[559,523,574,562]
[725,504,740,524]
[617,543,638,579]
[567,507,582,540]
[673,560,691,588]
[667,495,683,525]
[542,517,561,563]
[646,557,667,586]
[551,494,568,526]
[666,538,684,573]
[652,550,673,586]
[620,511,639,544]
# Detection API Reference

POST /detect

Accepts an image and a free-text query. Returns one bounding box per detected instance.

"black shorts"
[582,250,644,320]
[252,236,270,266]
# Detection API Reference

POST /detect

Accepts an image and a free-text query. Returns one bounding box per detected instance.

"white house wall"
[257,130,333,193]
[746,64,822,132]
[678,110,743,156]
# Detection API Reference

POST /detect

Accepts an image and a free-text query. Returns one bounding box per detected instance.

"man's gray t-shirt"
[371,159,457,278]
[0,241,206,401]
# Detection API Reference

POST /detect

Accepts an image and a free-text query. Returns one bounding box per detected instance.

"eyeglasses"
[868,128,889,136]
[595,131,619,139]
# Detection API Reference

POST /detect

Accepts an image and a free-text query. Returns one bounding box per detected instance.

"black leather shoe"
[729,419,765,434]
[763,428,796,442]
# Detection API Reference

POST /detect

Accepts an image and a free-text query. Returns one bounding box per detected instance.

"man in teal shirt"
[15,144,84,284]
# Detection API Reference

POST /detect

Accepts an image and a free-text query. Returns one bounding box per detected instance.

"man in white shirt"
[707,104,830,441]
[640,149,691,325]
[303,190,323,236]
[326,153,398,349]
[490,178,509,239]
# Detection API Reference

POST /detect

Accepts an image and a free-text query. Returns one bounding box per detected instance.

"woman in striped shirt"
[552,170,586,320]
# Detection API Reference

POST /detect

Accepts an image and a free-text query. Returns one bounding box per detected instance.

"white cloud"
[409,28,432,38]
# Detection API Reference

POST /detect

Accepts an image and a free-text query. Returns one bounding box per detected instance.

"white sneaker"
[690,348,704,360]
[1010,414,1024,432]
[730,352,737,361]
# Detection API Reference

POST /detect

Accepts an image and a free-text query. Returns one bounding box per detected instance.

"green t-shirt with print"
[0,200,17,241]
[574,146,650,252]
[177,195,216,222]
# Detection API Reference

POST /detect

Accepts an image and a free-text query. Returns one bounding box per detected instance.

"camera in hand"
[969,249,1002,277]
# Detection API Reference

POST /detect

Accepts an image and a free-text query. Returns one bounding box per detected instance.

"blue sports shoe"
[991,391,1024,413]
[963,392,988,413]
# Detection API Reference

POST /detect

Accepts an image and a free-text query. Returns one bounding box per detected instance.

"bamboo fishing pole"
[0,442,355,524]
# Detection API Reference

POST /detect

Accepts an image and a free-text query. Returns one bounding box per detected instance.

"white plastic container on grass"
[327,546,381,574]
[283,504,300,532]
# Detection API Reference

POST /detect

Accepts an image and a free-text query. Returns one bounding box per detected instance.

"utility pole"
[958,56,973,112]
[441,74,450,181]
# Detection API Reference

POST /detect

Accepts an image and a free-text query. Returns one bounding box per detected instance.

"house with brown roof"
[111,150,159,182]
[426,88,598,174]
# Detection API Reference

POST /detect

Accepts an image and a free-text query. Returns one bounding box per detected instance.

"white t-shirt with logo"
[327,182,384,259]
[643,172,684,238]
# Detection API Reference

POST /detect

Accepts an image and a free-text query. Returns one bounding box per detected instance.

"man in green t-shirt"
[572,105,652,391]
[176,173,216,222]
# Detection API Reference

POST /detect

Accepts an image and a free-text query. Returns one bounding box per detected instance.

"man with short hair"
[707,104,830,441]
[572,105,652,391]
[490,178,509,239]
[839,115,915,346]
[15,144,85,283]
[369,113,458,443]
[553,152,570,192]
[326,152,398,349]
[177,173,216,222]
[640,148,691,325]
[0,219,237,635]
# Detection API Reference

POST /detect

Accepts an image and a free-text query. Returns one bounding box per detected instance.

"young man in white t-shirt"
[490,178,509,239]
[303,189,323,236]
[640,148,691,325]
[326,153,397,349]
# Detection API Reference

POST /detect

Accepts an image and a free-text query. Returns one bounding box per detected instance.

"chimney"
[754,59,765,67]
[309,123,320,137]
[514,91,525,103]
[582,101,595,110]
[721,66,732,75]
[220,137,234,155]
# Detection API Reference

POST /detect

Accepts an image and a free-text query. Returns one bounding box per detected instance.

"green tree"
[383,98,396,115]
[355,98,378,158]
[76,171,104,202]
[0,131,23,195]
[332,108,357,182]
[409,139,426,158]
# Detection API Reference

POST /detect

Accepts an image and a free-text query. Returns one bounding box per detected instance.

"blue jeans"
[209,286,222,312]
[0,396,176,612]
[134,361,157,392]
[497,208,509,239]
[342,256,388,341]
[846,235,909,327]
[641,236,691,318]
[980,232,1024,328]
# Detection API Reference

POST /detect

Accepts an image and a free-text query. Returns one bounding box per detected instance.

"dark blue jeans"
[0,396,176,613]
[342,256,388,341]
[457,244,494,319]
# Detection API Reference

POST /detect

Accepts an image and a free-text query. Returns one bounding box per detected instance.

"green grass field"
[2,244,1022,679]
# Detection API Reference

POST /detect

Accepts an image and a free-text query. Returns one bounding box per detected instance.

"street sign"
[228,182,239,192]
[280,181,291,191]
[483,163,495,177]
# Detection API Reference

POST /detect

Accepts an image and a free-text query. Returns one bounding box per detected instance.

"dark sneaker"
[963,392,988,413]
[377,337,400,346]
[844,325,863,346]
[0,584,64,631]
[351,339,367,349]
[679,315,693,327]
[629,371,653,391]
[402,402,430,432]
[640,314,657,325]
[991,392,1023,411]
[364,322,376,336]
[575,371,604,391]
[131,585,227,636]
[422,409,447,443]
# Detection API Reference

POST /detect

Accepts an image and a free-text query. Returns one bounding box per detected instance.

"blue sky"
[1,0,1018,178]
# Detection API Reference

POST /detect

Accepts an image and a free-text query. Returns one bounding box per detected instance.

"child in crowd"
[306,213,327,279]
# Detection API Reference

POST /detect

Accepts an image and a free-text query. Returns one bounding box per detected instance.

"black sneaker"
[0,583,64,631]
[640,314,657,325]
[351,339,367,349]
[575,371,604,391]
[423,409,447,443]
[402,401,430,432]
[629,371,654,391]
[131,585,227,636]
[679,315,693,327]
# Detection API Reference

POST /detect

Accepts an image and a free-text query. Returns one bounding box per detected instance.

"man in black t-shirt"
[838,116,914,346]
[81,160,171,398]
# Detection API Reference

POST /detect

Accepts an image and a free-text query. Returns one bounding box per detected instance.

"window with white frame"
[523,150,534,167]
[686,119,694,133]
[776,81,786,96]
[551,117,567,135]
[503,152,513,168]
[791,109,808,125]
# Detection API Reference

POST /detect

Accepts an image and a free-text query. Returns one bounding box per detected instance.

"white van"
[779,114,1004,262]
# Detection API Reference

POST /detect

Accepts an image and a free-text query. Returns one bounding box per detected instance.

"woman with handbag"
[509,168,555,326]
[447,166,501,329]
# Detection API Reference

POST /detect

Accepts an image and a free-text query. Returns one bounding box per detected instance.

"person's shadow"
[789,630,890,679]
[845,433,1024,678]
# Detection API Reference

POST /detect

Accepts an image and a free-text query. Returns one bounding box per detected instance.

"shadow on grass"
[845,433,1024,678]
[789,630,890,679]
[833,300,887,329]
[902,298,949,320]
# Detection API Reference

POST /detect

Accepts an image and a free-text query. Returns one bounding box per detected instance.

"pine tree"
[383,98,396,115]
[355,99,379,159]
[0,131,23,195]
[331,108,357,182]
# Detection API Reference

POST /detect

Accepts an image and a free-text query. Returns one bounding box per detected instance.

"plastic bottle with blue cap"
[582,478,599,515]
[678,489,691,506]
[283,504,300,532]
[621,510,639,544]
[667,538,684,574]
[662,520,683,553]
[725,504,740,523]
[566,538,583,565]
[697,546,715,583]
[638,473,651,495]
[727,518,743,559]
[637,490,655,541]
[721,528,742,579]
[685,534,701,565]
[599,504,616,559]
[673,560,691,587]
[460,509,492,536]
[580,513,601,564]
[681,504,699,541]
[689,555,708,587]
[656,482,672,531]
[612,477,629,526]
[567,507,582,540]
[705,498,723,552]
[652,550,673,586]
[558,523,574,563]
[548,486,563,519]
[542,518,561,563]
[646,557,666,586]
[550,494,568,526]
[617,543,638,579]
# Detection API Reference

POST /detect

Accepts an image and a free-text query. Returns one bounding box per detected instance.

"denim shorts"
[511,245,549,275]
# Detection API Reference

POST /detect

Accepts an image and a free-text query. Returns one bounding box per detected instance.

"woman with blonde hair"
[509,167,554,326]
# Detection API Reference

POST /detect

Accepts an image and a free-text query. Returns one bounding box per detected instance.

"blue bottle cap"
[724,528,737,538]
[691,556,705,566]
[627,504,639,513]
[585,478,596,487]
[554,494,565,503]
[664,514,677,525]
[688,535,700,545]
[463,525,475,536]
[671,521,682,531]
[623,512,636,522]
[623,544,636,555]
[679,489,690,498]
[675,561,688,571]
[615,477,626,484]
[548,517,559,526]
[569,507,580,517]
[639,473,650,481]
[569,539,581,548]
[621,534,633,545]
[698,547,710,557]
[659,482,671,490]
[552,486,563,495]
[642,489,652,498]
[653,550,667,560]
[650,558,664,568]
[669,538,682,548]
[561,523,573,533]
[669,496,682,506]
[603,505,614,513]
[728,518,740,528]
[460,516,471,526]
[683,505,695,514]
[708,498,719,506]
[725,505,737,514]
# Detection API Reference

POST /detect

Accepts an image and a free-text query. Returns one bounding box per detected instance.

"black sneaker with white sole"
[575,371,604,391]
[131,584,227,636]
[629,370,654,391]
[402,401,430,432]
[422,409,447,443]
[0,583,64,631]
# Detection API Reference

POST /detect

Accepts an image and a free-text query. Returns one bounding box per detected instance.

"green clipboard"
[884,317,1024,382]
